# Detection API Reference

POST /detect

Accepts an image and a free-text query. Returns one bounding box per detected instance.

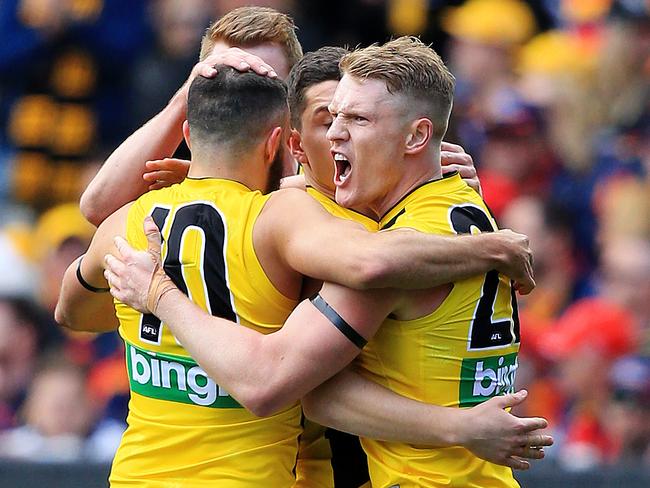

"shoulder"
[262,188,328,221]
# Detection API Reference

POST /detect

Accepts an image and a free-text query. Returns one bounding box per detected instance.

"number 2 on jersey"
[449,204,520,351]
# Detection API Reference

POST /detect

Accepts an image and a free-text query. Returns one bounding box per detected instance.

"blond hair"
[340,36,455,139]
[199,6,302,69]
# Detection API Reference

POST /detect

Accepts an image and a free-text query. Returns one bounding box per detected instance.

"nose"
[326,115,347,143]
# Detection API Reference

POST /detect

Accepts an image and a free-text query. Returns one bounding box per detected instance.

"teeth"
[334,153,346,161]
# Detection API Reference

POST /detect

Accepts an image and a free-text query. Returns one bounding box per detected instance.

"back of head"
[200,6,302,68]
[187,66,288,157]
[287,46,348,129]
[340,36,455,141]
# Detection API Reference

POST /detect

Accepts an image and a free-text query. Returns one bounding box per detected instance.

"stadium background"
[0,0,648,485]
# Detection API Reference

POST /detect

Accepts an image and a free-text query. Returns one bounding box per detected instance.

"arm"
[80,49,278,225]
[302,368,552,470]
[54,204,131,332]
[80,96,186,225]
[104,221,396,416]
[262,189,534,293]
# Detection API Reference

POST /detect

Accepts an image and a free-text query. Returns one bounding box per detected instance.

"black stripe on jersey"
[379,171,458,222]
[310,294,367,349]
[326,428,370,487]
[380,208,406,230]
[139,207,170,344]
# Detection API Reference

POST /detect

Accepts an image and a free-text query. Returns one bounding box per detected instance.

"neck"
[356,149,443,220]
[303,168,336,200]
[188,150,267,192]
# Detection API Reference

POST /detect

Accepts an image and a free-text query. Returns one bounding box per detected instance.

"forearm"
[302,367,464,446]
[154,290,343,417]
[80,92,186,225]
[365,231,507,289]
[55,258,118,332]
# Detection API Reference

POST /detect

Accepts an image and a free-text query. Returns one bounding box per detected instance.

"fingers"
[441,163,476,179]
[201,48,278,78]
[143,170,178,182]
[144,158,191,173]
[143,216,162,262]
[104,253,126,275]
[440,152,474,168]
[441,141,465,153]
[195,63,218,79]
[525,432,554,448]
[113,236,135,259]
[143,170,183,184]
[493,389,528,409]
[504,456,530,471]
[512,446,546,460]
[519,416,548,433]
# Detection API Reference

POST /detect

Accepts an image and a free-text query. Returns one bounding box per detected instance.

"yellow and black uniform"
[297,187,375,488]
[111,178,301,487]
[358,173,521,488]
[306,187,377,232]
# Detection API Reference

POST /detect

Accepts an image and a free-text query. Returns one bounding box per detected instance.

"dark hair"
[187,66,288,155]
[287,46,348,129]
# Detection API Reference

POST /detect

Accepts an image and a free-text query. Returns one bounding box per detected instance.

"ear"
[288,129,309,167]
[182,120,191,150]
[404,118,432,155]
[264,126,284,165]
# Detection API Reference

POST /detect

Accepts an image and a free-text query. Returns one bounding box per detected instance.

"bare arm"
[80,49,278,225]
[302,368,552,470]
[263,189,534,293]
[104,222,395,416]
[80,100,186,225]
[103,221,551,468]
[55,204,131,332]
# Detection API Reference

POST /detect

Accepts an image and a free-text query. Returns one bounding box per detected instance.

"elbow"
[79,189,103,227]
[54,301,73,331]
[300,391,324,423]
[353,255,392,290]
[239,385,287,418]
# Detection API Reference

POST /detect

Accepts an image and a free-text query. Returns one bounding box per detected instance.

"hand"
[143,158,191,190]
[279,174,306,191]
[104,217,175,314]
[179,47,278,104]
[441,142,482,196]
[458,390,553,470]
[493,229,535,295]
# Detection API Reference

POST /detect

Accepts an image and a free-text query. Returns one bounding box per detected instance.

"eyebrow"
[312,104,331,116]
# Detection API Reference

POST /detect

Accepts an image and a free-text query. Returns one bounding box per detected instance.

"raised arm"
[302,368,552,470]
[261,189,534,293]
[55,204,131,332]
[80,49,278,225]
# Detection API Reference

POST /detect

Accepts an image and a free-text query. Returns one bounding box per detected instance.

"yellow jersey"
[111,178,302,487]
[294,187,377,488]
[358,173,521,488]
[306,187,378,232]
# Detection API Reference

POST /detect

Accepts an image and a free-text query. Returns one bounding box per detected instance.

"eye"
[354,115,367,123]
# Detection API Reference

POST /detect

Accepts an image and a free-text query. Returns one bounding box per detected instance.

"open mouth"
[333,152,352,185]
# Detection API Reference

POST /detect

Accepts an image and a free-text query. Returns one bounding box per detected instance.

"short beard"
[265,144,285,194]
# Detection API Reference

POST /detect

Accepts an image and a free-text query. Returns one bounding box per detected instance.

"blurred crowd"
[0,0,648,470]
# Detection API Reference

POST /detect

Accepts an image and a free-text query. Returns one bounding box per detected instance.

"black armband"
[310,293,367,349]
[76,255,110,293]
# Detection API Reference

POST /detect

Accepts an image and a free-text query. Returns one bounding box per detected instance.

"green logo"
[459,353,518,407]
[126,342,241,408]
